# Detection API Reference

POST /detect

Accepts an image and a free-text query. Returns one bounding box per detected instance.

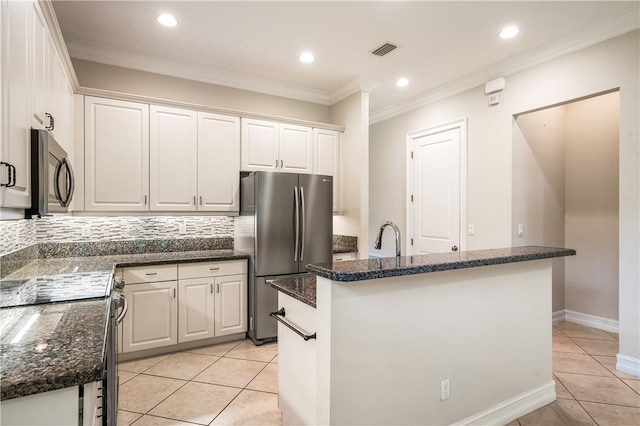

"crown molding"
[370,6,639,124]
[330,76,379,105]
[39,1,79,90]
[66,39,334,106]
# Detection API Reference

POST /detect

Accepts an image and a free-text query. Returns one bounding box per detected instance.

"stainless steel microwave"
[26,129,75,218]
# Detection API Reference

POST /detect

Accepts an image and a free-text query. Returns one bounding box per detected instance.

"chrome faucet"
[374,221,401,258]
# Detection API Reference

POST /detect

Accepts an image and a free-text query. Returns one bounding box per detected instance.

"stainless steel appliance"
[104,276,127,426]
[26,128,75,218]
[238,171,332,345]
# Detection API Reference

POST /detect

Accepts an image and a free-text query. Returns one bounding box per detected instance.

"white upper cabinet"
[84,96,149,211]
[1,0,31,209]
[1,0,74,213]
[197,112,240,212]
[279,123,313,174]
[150,105,198,211]
[313,128,340,211]
[241,118,279,172]
[241,118,313,174]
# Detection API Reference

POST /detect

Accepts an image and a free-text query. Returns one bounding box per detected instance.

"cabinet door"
[313,128,340,212]
[279,123,312,174]
[30,0,47,129]
[150,105,197,211]
[241,118,278,172]
[122,281,177,352]
[178,277,215,342]
[214,274,247,336]
[84,97,149,211]
[197,112,240,211]
[1,0,31,208]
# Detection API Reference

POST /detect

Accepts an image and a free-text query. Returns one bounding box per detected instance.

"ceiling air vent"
[370,43,398,57]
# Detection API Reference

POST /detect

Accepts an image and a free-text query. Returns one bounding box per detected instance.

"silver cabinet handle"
[275,159,278,169]
[216,283,220,293]
[280,159,283,168]
[144,195,147,205]
[193,196,196,205]
[173,288,176,298]
[210,284,213,294]
[145,272,157,276]
[199,196,203,205]
[209,267,220,271]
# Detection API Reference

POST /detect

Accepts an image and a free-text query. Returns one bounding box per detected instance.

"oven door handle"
[115,294,128,325]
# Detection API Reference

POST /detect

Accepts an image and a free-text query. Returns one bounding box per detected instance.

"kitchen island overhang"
[271,246,576,426]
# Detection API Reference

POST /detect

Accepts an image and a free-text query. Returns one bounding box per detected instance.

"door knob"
[451,245,459,252]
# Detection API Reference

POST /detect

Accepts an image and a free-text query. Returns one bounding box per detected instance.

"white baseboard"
[452,381,556,426]
[616,354,640,378]
[552,309,619,333]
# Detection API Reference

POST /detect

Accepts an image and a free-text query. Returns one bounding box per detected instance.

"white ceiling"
[52,1,639,120]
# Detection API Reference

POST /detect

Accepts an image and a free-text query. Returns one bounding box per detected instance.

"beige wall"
[512,92,620,318]
[71,59,331,123]
[564,93,620,320]
[512,106,567,313]
[369,30,639,367]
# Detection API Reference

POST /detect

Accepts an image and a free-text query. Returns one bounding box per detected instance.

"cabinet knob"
[451,245,459,252]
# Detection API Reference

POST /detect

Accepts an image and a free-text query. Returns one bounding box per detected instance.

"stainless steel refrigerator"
[236,171,333,345]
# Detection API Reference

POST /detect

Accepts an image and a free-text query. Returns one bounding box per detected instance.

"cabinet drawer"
[178,260,247,279]
[121,264,178,284]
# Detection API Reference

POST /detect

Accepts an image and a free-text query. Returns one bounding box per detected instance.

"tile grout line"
[119,340,279,425]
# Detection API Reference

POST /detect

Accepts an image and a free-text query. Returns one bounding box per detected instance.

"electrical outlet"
[468,224,475,236]
[81,224,91,237]
[440,378,450,401]
[179,223,187,235]
[518,224,524,236]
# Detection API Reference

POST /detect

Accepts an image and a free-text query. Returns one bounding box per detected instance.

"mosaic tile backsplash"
[0,215,234,257]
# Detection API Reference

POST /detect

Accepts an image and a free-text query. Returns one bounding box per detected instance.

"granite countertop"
[0,249,249,401]
[3,249,249,281]
[272,246,575,308]
[269,274,317,308]
[306,246,576,282]
[0,299,110,400]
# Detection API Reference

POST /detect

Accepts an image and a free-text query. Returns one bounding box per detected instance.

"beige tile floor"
[117,322,639,426]
[117,339,280,426]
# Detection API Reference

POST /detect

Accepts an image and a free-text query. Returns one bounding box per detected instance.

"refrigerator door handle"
[300,186,305,261]
[294,186,300,262]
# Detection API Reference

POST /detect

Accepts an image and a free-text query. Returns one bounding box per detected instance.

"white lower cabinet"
[277,292,317,426]
[120,260,247,354]
[178,277,215,342]
[214,274,247,336]
[122,281,178,352]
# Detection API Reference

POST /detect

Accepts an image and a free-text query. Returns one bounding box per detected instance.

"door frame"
[406,118,468,255]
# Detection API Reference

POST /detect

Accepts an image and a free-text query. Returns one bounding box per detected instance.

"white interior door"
[409,125,462,254]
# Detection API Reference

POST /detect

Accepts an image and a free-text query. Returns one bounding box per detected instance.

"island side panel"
[316,260,554,425]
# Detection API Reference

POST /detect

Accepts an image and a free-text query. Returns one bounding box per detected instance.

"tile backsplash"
[0,215,234,256]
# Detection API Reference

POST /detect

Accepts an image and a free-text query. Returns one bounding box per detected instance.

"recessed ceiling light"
[396,78,409,87]
[157,14,178,27]
[499,26,519,39]
[299,52,315,63]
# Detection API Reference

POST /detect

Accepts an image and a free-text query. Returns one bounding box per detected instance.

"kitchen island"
[270,246,575,426]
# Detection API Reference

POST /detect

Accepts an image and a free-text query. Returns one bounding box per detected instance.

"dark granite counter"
[273,246,575,308]
[2,249,249,281]
[332,235,358,254]
[269,274,317,308]
[0,299,110,400]
[0,249,249,401]
[307,246,575,282]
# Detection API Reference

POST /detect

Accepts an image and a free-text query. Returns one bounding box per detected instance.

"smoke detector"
[370,43,398,57]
